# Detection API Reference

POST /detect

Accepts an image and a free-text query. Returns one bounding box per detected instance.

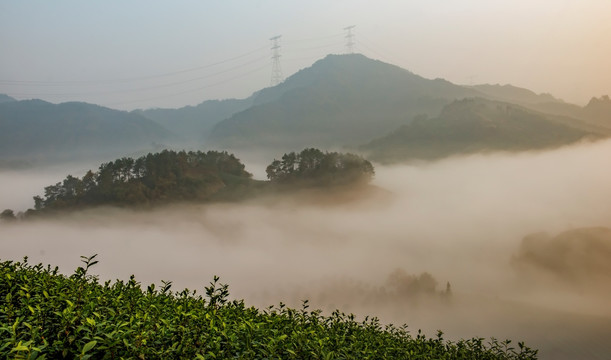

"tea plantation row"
[0,256,538,359]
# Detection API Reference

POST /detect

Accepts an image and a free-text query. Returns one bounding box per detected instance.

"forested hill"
[265,148,374,187]
[21,148,375,215]
[31,150,253,212]
[361,98,607,163]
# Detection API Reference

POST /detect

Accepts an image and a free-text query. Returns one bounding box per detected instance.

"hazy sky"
[1,1,610,110]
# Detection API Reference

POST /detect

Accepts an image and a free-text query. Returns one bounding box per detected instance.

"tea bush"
[0,256,538,359]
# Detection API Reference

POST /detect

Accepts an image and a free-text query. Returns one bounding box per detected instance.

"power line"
[357,35,412,70]
[286,33,344,43]
[106,63,270,107]
[0,46,268,86]
[356,39,389,62]
[6,55,269,97]
[284,39,345,54]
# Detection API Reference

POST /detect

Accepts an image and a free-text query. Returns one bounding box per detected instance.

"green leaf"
[82,340,97,354]
[11,344,29,352]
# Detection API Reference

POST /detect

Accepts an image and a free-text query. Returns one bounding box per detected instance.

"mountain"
[461,86,611,130]
[361,98,608,163]
[511,95,611,131]
[583,95,611,125]
[0,94,16,104]
[207,54,483,151]
[135,98,252,142]
[468,84,561,105]
[0,99,174,167]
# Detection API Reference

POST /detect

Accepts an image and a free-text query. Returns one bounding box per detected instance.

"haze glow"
[1,1,610,110]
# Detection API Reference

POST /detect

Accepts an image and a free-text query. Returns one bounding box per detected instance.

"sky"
[1,0,610,110]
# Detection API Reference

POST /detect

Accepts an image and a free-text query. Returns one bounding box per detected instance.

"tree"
[265,159,283,181]
[266,148,374,186]
[0,209,16,221]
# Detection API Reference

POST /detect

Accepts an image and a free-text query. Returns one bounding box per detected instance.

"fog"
[0,163,101,212]
[2,140,611,359]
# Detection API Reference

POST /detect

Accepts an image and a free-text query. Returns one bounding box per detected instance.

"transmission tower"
[269,35,283,86]
[344,25,355,54]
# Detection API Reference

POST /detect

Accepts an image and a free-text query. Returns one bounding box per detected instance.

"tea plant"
[0,256,538,359]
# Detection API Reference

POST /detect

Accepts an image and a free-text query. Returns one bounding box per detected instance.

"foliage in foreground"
[0,256,538,359]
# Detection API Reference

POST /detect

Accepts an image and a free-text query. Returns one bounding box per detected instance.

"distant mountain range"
[133,98,252,142]
[0,100,173,167]
[471,85,611,130]
[1,53,610,167]
[527,95,611,129]
[205,54,611,157]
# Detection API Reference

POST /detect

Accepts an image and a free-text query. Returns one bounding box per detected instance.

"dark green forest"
[4,148,376,217]
[30,150,251,212]
[266,148,374,186]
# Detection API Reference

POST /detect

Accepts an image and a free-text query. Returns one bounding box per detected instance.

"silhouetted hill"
[0,99,174,167]
[0,94,16,103]
[207,54,483,151]
[583,95,611,124]
[464,86,611,130]
[361,98,606,163]
[520,95,611,130]
[135,98,252,142]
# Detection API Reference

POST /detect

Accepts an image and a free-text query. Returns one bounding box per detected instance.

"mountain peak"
[583,95,611,121]
[0,94,17,103]
[252,53,413,105]
[209,54,483,151]
[586,95,611,107]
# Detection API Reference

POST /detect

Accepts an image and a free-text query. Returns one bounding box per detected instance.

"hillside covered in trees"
[360,98,607,163]
[266,148,374,187]
[30,150,253,212]
[10,148,375,216]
